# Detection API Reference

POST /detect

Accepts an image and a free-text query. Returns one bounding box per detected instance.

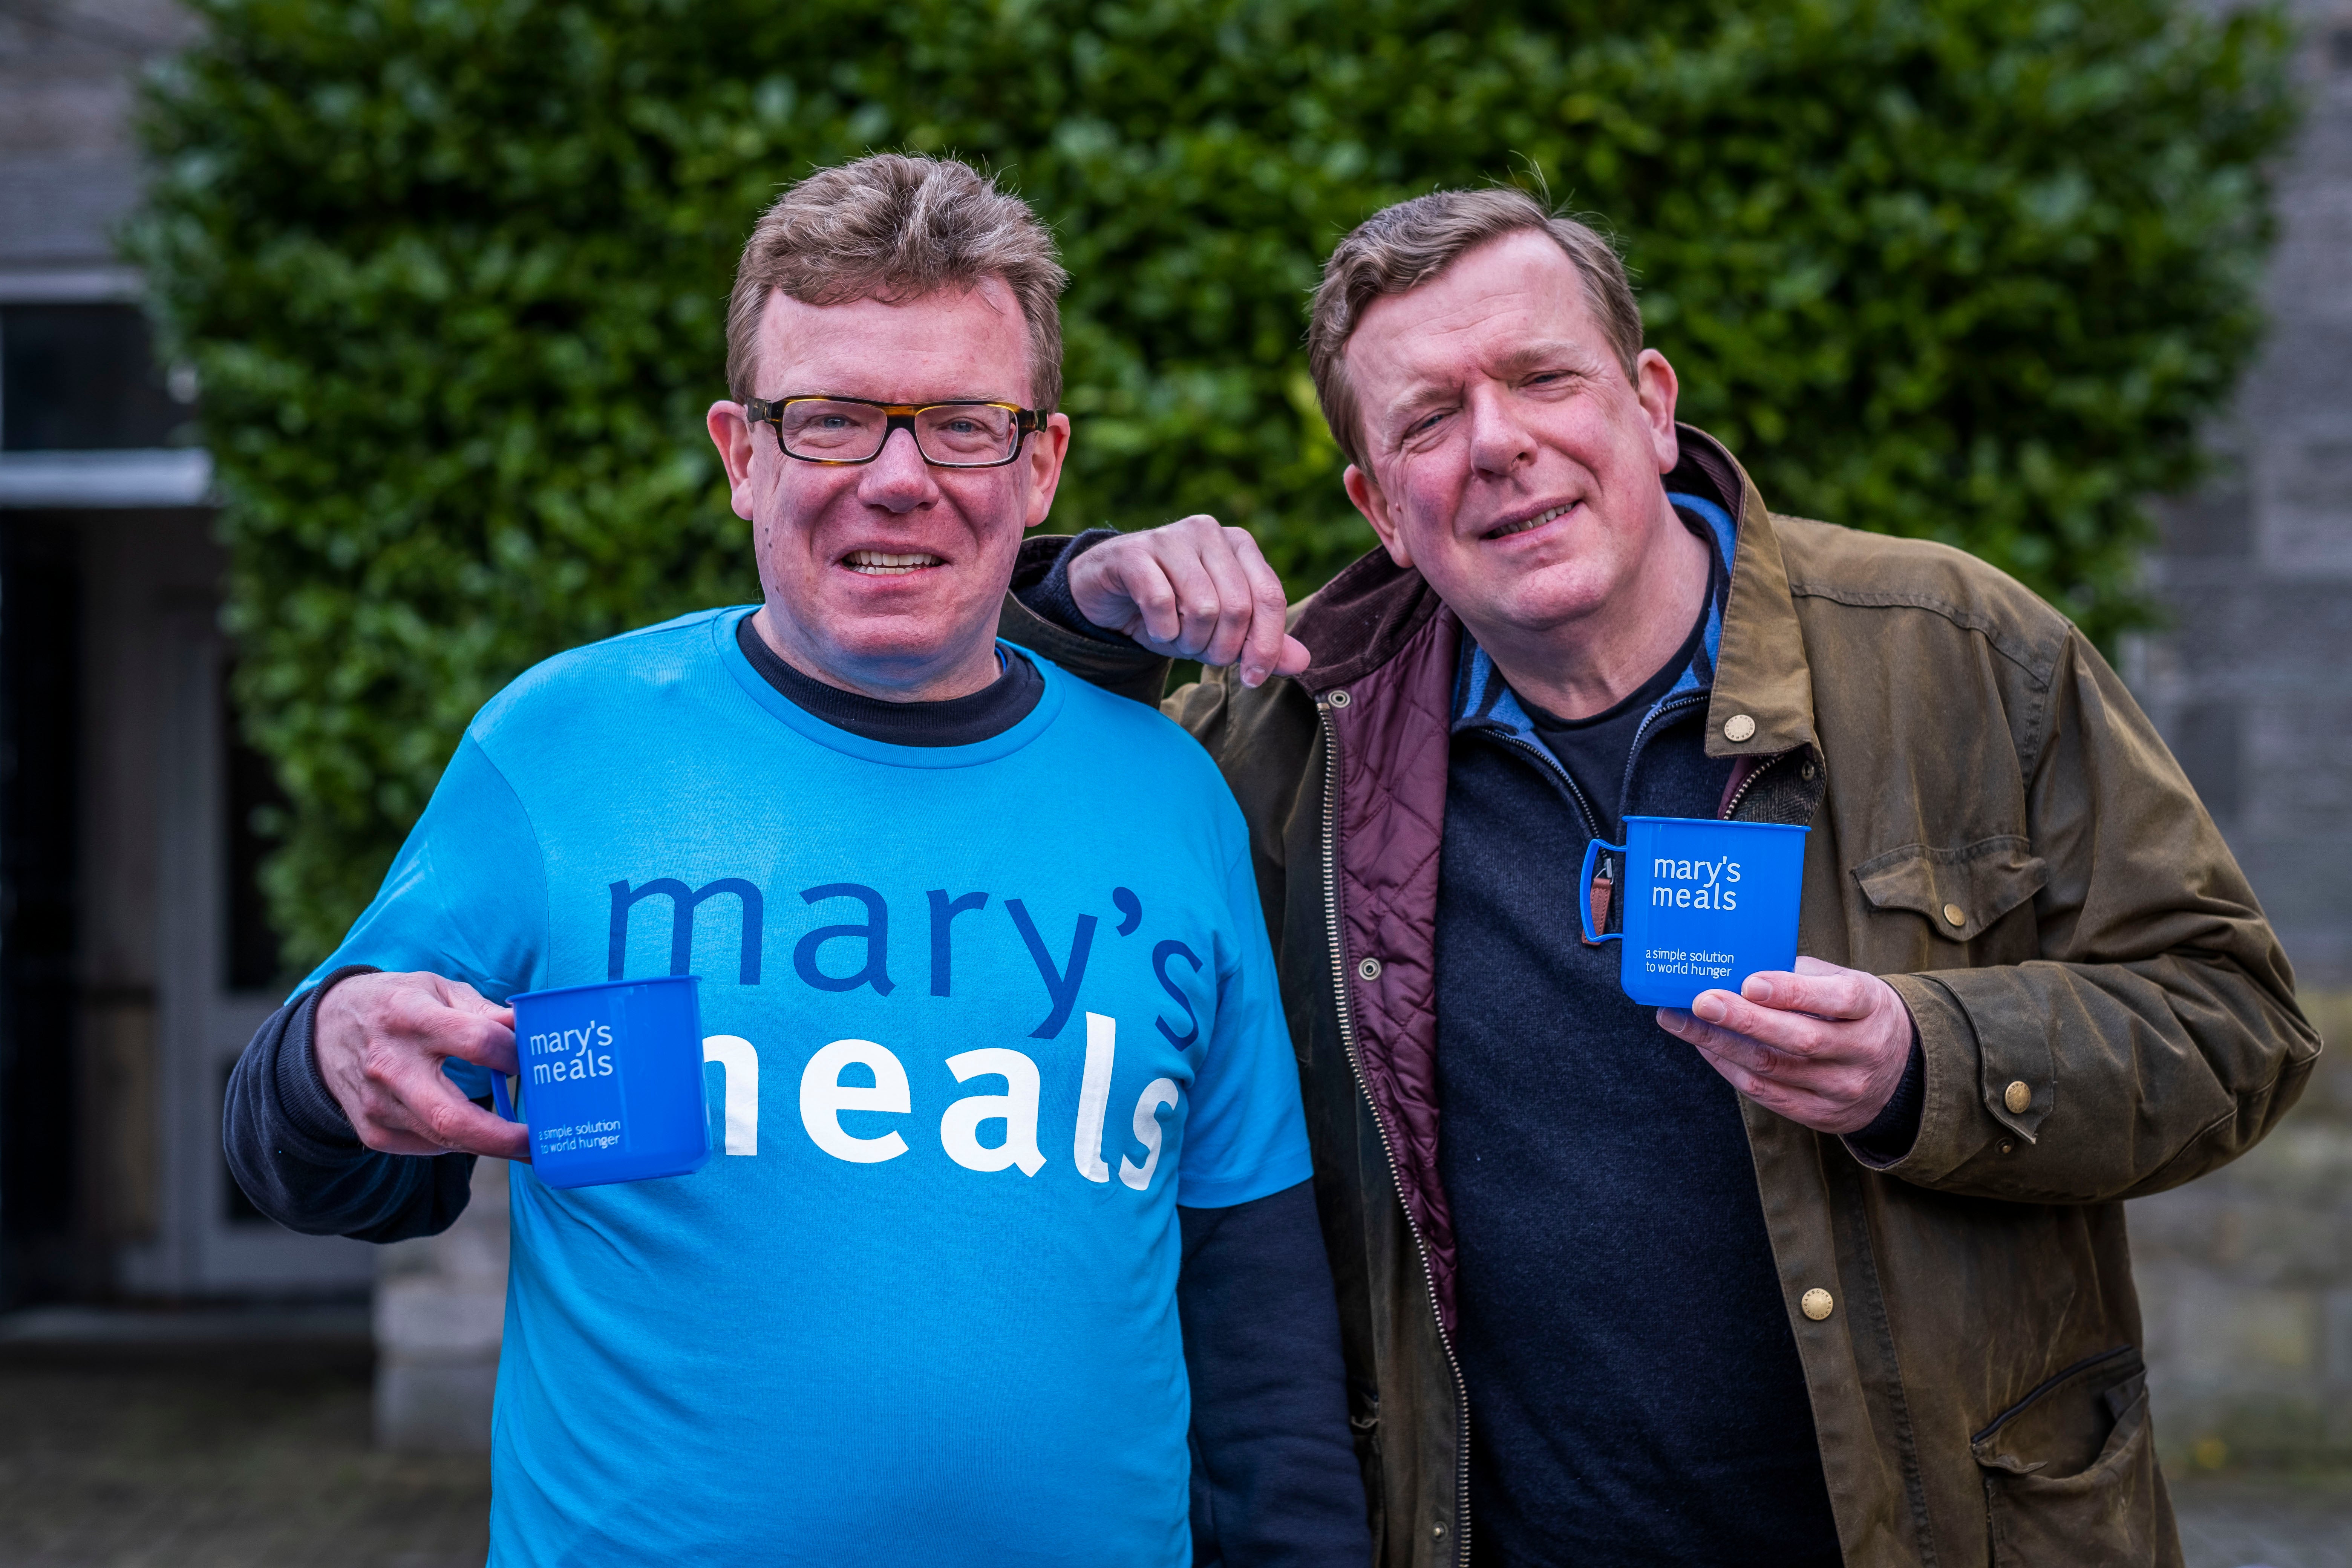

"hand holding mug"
[314,971,528,1160]
[1656,957,1915,1135]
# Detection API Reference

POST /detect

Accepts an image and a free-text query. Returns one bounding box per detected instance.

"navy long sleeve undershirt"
[222,613,1367,1566]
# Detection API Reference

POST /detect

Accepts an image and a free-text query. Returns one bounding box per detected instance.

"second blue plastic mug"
[1579,816,1812,1008]
[492,974,712,1189]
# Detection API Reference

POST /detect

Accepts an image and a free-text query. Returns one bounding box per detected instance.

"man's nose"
[856,426,940,513]
[1464,388,1536,478]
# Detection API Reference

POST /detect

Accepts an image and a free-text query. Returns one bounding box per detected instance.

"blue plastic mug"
[492,975,712,1189]
[1578,816,1811,1008]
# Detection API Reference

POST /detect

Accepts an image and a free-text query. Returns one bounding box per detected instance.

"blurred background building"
[2119,0,2352,1470]
[0,0,390,1400]
[0,0,2346,1481]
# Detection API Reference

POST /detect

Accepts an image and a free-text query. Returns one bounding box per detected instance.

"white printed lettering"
[799,1038,910,1163]
[940,1048,1047,1177]
[1073,1012,1117,1183]
[1119,1078,1180,1191]
[703,1034,760,1156]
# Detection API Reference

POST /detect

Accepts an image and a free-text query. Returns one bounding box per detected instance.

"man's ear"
[1343,464,1415,570]
[707,401,759,522]
[1634,350,1681,476]
[1022,411,1074,530]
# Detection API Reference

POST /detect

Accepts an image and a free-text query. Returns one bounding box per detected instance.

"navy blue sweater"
[1441,701,1844,1566]
[223,623,1367,1568]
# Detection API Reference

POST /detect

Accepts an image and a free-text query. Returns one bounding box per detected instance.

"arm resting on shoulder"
[1179,1180,1371,1568]
[1002,533,1256,751]
[222,966,478,1243]
[1000,534,1174,706]
[1878,628,2321,1202]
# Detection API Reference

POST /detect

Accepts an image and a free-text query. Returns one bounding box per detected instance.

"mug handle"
[1579,837,1625,944]
[491,1069,523,1125]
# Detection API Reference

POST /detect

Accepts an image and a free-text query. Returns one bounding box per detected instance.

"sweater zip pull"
[1582,853,1614,946]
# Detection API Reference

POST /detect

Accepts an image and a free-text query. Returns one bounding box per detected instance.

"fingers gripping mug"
[491,975,712,1188]
[1578,816,1811,1008]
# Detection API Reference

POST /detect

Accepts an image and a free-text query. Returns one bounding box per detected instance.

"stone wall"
[2130,0,2352,982]
[374,1158,507,1452]
[0,0,194,280]
[2136,997,2352,1470]
[2124,2,2352,1472]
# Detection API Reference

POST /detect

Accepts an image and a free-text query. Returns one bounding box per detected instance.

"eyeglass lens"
[778,400,1018,465]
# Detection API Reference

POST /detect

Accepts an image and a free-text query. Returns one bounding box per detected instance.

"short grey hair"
[1306,187,1643,469]
[724,153,1070,408]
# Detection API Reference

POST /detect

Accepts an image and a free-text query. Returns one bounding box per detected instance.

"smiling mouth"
[1483,502,1576,542]
[843,550,945,576]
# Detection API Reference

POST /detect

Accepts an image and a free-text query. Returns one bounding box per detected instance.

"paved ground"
[0,1343,487,1568]
[2176,1472,2352,1568]
[0,1342,2343,1565]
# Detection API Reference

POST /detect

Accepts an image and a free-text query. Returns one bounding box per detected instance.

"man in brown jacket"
[999,187,2318,1566]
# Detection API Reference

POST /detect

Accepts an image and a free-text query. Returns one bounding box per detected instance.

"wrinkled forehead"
[1345,234,1613,401]
[751,277,1032,403]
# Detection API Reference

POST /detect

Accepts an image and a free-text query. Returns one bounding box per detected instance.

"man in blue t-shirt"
[223,153,1358,1567]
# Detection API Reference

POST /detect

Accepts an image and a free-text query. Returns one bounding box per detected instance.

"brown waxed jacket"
[999,425,2320,1567]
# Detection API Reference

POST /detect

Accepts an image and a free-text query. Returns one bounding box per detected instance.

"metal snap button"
[1723,713,1757,743]
[1801,1288,1834,1321]
[1942,903,1967,928]
[1357,957,1382,981]
[2004,1080,2032,1115]
[1327,688,1352,708]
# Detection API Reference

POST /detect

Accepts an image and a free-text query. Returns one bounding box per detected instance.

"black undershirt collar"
[734,613,1043,747]
[1523,586,1710,841]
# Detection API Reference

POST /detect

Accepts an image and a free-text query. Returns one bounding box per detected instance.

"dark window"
[223,669,290,993]
[0,304,191,452]
[0,519,84,1305]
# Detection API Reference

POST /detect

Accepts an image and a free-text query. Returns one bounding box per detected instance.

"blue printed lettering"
[1005,899,1097,1039]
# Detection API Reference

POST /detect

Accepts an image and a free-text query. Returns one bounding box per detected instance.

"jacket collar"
[1288,423,1819,762]
[1686,427,1819,761]
[1450,492,1732,753]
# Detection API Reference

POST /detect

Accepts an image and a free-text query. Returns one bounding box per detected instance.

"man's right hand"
[1066,514,1312,688]
[313,971,529,1160]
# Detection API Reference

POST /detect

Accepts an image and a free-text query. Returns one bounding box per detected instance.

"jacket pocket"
[1853,835,2047,944]
[1972,1347,2174,1567]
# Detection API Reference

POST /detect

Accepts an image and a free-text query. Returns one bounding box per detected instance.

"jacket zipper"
[1619,692,1710,811]
[1721,746,1795,821]
[1487,688,1711,844]
[1499,734,1601,839]
[1318,699,1473,1568]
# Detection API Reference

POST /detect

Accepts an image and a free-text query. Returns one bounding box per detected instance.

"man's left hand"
[1656,957,1913,1135]
[1065,514,1311,688]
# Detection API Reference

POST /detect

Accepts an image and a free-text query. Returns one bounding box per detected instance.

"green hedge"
[133,0,2294,967]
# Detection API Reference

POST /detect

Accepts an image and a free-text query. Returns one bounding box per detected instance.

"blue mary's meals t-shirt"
[303,607,1311,1567]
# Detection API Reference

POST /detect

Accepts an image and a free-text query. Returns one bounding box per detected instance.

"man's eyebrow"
[1490,339,1606,379]
[1381,383,1459,427]
[1374,339,1607,435]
